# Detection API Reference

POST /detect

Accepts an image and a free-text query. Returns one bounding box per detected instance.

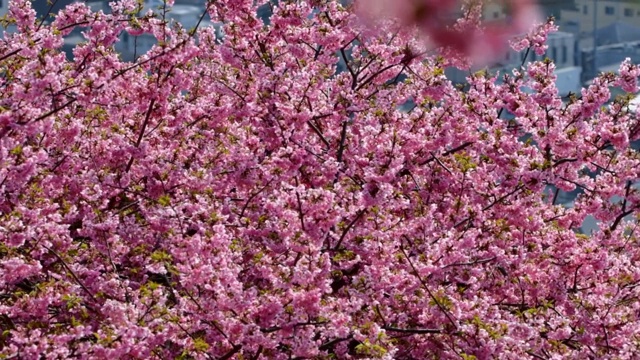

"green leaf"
[158,194,171,206]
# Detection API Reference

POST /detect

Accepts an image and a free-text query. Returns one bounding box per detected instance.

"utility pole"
[592,0,598,78]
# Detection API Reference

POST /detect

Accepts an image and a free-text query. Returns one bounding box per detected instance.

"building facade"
[561,0,640,35]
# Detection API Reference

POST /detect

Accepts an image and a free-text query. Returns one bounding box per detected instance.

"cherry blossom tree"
[1,0,640,359]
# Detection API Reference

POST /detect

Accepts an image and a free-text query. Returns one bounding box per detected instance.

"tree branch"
[337,120,348,163]
[419,142,473,166]
[382,325,441,334]
[125,98,156,172]
[400,236,458,330]
[333,210,365,250]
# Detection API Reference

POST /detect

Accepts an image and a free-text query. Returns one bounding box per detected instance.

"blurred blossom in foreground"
[356,0,542,66]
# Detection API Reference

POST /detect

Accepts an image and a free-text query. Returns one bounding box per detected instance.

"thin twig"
[43,245,97,303]
[430,151,453,175]
[400,236,457,329]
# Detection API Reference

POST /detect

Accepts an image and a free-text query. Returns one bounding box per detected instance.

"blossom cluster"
[0,0,639,359]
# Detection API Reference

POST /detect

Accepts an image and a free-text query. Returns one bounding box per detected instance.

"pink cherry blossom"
[0,0,639,359]
[357,0,541,65]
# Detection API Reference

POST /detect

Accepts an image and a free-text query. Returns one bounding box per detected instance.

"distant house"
[561,0,640,35]
[556,0,640,81]
[547,32,583,96]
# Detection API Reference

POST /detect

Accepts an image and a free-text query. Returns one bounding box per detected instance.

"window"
[561,45,567,64]
[605,6,615,15]
[583,5,588,14]
[551,47,557,63]
[493,11,500,19]
[625,8,633,17]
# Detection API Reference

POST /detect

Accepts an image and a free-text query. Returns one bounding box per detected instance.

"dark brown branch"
[356,62,401,91]
[43,245,97,304]
[218,345,242,360]
[250,346,263,360]
[454,184,525,228]
[260,320,329,334]
[525,350,548,360]
[36,0,60,31]
[441,257,496,269]
[0,49,21,62]
[482,184,525,212]
[552,188,560,205]
[553,158,577,167]
[400,236,458,329]
[319,335,353,351]
[382,326,441,334]
[307,119,331,148]
[340,48,357,90]
[622,180,632,213]
[558,176,595,194]
[333,210,365,250]
[610,206,637,232]
[125,99,156,173]
[430,151,453,175]
[337,120,348,163]
[239,180,273,220]
[33,99,76,123]
[419,142,473,166]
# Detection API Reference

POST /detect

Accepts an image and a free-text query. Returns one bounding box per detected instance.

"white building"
[544,31,582,96]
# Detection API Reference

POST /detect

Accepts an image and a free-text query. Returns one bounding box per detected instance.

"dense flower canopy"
[1,0,640,359]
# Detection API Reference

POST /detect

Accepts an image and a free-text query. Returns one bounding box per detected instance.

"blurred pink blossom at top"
[356,0,542,64]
